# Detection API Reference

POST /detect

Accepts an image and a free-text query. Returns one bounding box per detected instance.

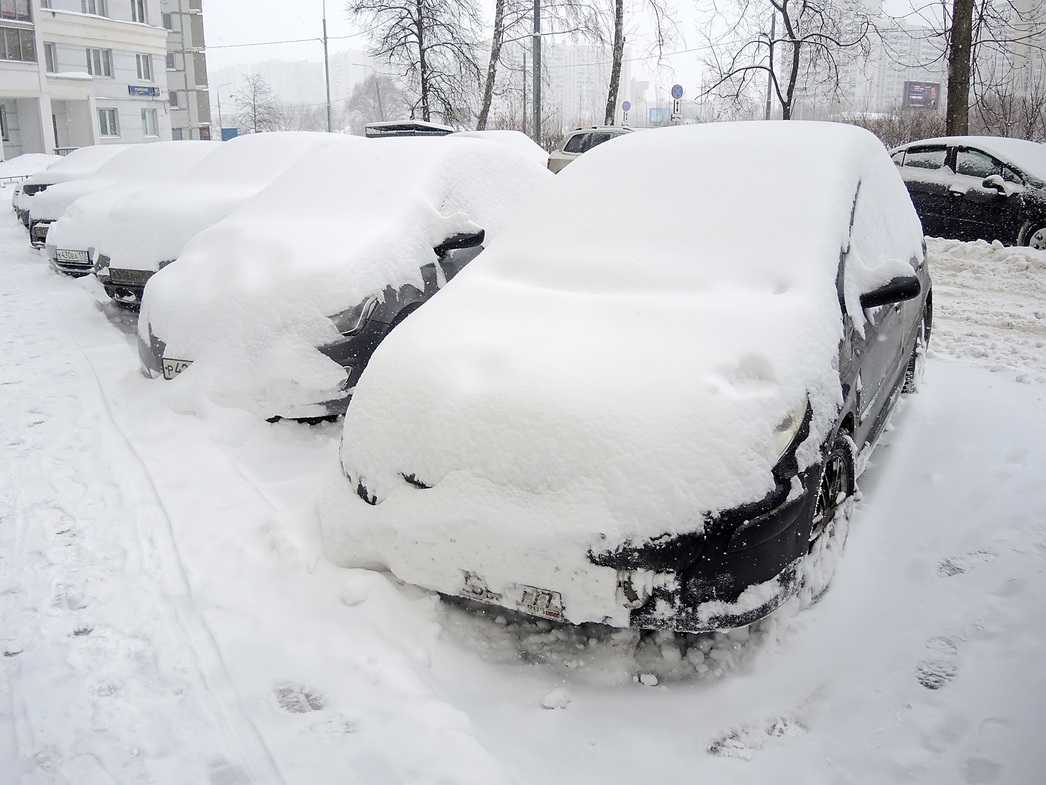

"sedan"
[890,135,1046,247]
[315,121,932,632]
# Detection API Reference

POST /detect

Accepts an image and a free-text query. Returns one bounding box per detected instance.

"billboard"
[649,107,671,125]
[905,82,940,109]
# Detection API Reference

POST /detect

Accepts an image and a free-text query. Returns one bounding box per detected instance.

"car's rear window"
[563,133,589,154]
[903,146,947,170]
[589,132,617,148]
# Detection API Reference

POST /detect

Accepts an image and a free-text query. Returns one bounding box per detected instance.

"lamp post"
[322,0,333,132]
[215,82,232,139]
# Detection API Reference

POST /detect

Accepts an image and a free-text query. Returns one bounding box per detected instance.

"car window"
[891,150,905,166]
[563,133,589,154]
[955,149,1002,179]
[589,132,617,149]
[902,146,947,170]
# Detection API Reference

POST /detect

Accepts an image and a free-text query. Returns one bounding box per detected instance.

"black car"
[891,136,1046,248]
[315,121,933,632]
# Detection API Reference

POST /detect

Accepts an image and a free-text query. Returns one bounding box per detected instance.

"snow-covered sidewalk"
[1,192,1045,784]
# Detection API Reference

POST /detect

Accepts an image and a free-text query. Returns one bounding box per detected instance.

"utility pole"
[323,0,333,132]
[532,0,541,147]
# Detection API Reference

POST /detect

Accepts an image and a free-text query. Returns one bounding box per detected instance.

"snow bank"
[316,121,925,624]
[1,153,60,182]
[44,142,220,251]
[95,132,352,271]
[139,134,553,416]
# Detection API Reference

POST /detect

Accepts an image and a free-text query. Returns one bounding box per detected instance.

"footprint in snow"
[707,716,807,758]
[274,683,326,714]
[917,636,959,690]
[937,549,996,577]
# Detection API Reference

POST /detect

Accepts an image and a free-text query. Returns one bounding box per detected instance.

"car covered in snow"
[315,121,933,632]
[13,144,130,229]
[547,125,633,173]
[890,135,1046,248]
[94,132,351,306]
[44,141,219,276]
[135,132,553,420]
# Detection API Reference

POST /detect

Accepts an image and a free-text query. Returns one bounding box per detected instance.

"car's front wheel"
[798,435,857,606]
[1018,220,1046,250]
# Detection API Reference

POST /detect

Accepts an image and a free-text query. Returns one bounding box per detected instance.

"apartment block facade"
[160,0,210,140]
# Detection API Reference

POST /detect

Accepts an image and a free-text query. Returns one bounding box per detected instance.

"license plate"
[162,358,192,380]
[56,248,89,262]
[109,268,152,286]
[517,584,565,621]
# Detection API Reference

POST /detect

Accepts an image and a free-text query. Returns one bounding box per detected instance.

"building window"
[1,0,31,22]
[43,41,55,72]
[86,47,111,77]
[161,11,172,29]
[168,90,178,107]
[165,51,176,70]
[136,53,151,81]
[0,104,8,142]
[141,108,157,136]
[171,127,183,141]
[98,107,118,137]
[80,0,106,15]
[0,26,35,62]
[130,0,145,23]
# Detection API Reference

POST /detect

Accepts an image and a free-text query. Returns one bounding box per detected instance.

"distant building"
[544,43,632,131]
[1,0,172,157]
[161,0,211,140]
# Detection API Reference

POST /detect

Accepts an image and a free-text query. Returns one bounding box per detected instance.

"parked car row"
[12,122,934,635]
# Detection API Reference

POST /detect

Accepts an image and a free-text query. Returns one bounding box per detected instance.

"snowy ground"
[1,191,1044,784]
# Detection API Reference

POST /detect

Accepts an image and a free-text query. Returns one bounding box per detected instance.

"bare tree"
[347,0,484,124]
[602,0,677,125]
[837,107,948,148]
[887,0,1046,137]
[701,0,875,120]
[233,75,282,133]
[345,74,412,134]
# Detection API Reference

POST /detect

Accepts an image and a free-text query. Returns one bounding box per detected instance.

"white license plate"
[162,358,192,380]
[517,584,565,621]
[56,248,89,262]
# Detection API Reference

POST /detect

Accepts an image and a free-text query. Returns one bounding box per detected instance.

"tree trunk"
[416,0,430,122]
[477,0,506,130]
[604,0,625,125]
[946,0,975,136]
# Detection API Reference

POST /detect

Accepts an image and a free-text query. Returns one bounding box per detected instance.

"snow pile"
[316,121,925,626]
[44,142,220,252]
[139,134,552,417]
[926,237,1046,384]
[95,132,352,271]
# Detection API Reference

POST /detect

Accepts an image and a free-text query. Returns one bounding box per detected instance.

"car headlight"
[770,396,809,461]
[329,297,377,336]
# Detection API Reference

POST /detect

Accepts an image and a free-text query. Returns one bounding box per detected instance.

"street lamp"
[215,82,232,139]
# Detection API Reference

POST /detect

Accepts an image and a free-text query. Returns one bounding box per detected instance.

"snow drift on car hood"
[317,122,924,580]
[139,134,553,415]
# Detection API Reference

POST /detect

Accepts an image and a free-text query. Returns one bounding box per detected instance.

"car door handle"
[949,187,966,197]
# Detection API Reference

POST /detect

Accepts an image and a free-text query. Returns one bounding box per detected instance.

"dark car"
[315,121,932,632]
[891,136,1046,248]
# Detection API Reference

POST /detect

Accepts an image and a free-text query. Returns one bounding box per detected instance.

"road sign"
[622,100,631,112]
[671,84,683,100]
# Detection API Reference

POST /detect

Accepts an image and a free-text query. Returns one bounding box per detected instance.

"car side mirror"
[859,275,921,309]
[982,174,1007,193]
[434,229,485,256]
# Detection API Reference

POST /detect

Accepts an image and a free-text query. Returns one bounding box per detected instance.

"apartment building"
[161,0,210,140]
[1,0,173,157]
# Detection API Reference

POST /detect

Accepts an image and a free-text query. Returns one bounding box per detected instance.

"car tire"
[1018,220,1046,250]
[902,298,932,395]
[797,435,857,607]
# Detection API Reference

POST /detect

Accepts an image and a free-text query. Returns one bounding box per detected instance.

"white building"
[1,0,171,158]
[161,0,211,141]
[544,42,632,131]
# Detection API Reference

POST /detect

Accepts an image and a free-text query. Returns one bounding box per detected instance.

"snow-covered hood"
[139,134,553,415]
[13,144,132,213]
[96,132,351,271]
[330,122,924,548]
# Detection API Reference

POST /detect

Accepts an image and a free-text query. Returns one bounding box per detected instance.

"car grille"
[31,222,51,241]
[22,183,48,196]
[108,268,153,287]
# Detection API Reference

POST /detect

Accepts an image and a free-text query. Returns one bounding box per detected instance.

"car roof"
[893,135,1046,181]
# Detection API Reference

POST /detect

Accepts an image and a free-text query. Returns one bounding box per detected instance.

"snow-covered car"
[136,133,553,420]
[13,144,130,228]
[315,121,933,633]
[94,132,351,306]
[547,125,633,173]
[44,141,219,277]
[890,135,1046,248]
